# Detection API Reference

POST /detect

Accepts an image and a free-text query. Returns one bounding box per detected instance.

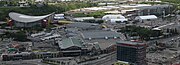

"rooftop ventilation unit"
[105,36,108,39]
[89,38,92,40]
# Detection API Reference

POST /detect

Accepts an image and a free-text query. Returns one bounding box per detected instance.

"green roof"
[59,38,83,49]
[8,48,16,52]
[94,44,101,50]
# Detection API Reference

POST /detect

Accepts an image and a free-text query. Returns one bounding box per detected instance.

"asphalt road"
[79,52,117,65]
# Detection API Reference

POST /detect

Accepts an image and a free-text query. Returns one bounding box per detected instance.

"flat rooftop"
[81,30,121,39]
[85,39,121,50]
[66,22,100,29]
[117,41,145,45]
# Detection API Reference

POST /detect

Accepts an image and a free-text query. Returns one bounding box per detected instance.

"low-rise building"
[135,15,158,22]
[73,17,95,22]
[1,51,60,61]
[137,4,173,16]
[1,52,35,61]
[42,57,78,65]
[54,14,65,20]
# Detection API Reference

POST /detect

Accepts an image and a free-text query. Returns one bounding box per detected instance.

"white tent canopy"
[110,19,128,24]
[102,14,126,21]
[135,15,157,20]
[135,15,157,22]
[73,17,95,22]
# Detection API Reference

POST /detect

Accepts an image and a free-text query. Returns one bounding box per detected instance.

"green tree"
[161,0,180,4]
[120,26,163,40]
[13,31,27,41]
[3,31,28,42]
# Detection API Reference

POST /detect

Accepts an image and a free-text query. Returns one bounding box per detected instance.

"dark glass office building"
[117,41,147,65]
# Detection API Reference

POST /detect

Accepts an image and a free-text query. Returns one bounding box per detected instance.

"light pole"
[163,9,165,18]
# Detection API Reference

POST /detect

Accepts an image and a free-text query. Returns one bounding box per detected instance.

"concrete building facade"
[117,41,147,65]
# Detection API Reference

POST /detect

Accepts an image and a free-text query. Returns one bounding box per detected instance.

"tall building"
[116,41,147,65]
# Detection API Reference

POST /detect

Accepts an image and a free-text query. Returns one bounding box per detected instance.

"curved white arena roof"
[9,12,54,23]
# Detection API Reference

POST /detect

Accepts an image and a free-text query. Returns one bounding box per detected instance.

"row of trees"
[2,31,28,42]
[0,1,21,6]
[120,26,163,40]
[161,0,180,4]
[139,1,166,5]
[73,11,106,18]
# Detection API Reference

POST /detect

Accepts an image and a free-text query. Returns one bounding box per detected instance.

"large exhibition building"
[9,12,54,27]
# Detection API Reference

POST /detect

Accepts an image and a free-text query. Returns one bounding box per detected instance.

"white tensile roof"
[110,19,128,22]
[9,12,54,23]
[73,17,95,21]
[102,14,126,21]
[135,15,157,20]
